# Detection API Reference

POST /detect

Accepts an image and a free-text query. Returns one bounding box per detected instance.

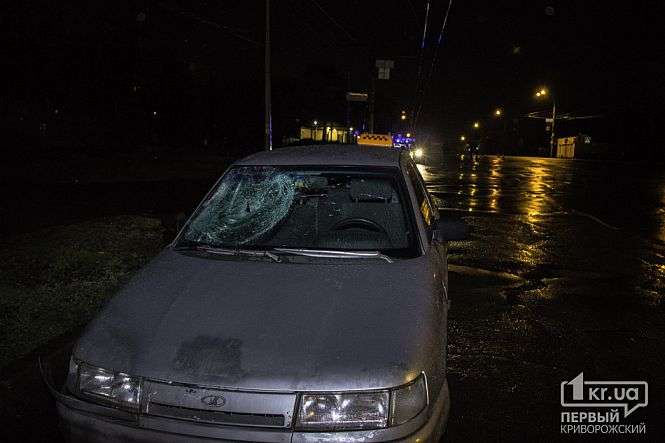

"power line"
[411,1,431,127]
[156,2,261,46]
[284,5,339,50]
[414,0,454,129]
[309,0,356,41]
[404,0,418,21]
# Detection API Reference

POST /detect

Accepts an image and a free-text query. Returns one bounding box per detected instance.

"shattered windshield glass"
[178,166,418,257]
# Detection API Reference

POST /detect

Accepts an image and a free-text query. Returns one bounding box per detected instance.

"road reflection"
[420,155,665,307]
[438,156,665,440]
[420,155,665,244]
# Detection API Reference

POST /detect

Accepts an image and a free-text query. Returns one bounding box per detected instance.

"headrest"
[301,176,328,191]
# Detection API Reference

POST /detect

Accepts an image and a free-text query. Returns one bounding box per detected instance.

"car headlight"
[76,362,141,411]
[295,374,428,431]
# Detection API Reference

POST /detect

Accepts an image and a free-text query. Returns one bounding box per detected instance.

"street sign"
[376,60,394,80]
[375,60,395,68]
[346,92,368,102]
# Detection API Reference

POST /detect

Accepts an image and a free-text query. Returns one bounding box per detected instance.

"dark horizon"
[3,1,665,160]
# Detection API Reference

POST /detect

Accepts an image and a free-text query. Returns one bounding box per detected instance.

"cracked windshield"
[180,167,415,256]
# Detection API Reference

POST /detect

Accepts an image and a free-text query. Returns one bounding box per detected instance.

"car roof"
[234,144,403,168]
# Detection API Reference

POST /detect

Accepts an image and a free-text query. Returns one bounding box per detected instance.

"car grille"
[147,402,286,427]
[143,381,297,428]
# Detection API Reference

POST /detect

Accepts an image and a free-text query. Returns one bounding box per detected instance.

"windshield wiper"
[273,248,393,263]
[175,244,281,262]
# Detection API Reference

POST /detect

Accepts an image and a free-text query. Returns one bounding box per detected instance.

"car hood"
[75,248,441,391]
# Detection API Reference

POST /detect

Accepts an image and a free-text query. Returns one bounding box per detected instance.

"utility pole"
[368,75,375,133]
[264,0,273,150]
[370,59,394,134]
[346,71,351,136]
[536,88,557,157]
[549,99,557,157]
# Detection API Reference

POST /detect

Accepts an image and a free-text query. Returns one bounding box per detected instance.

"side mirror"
[433,218,469,242]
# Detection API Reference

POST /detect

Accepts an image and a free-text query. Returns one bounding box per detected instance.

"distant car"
[45,145,468,442]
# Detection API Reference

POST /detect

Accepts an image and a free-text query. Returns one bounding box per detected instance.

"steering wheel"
[331,217,388,235]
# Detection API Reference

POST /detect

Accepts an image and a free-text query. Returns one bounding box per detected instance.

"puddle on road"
[448,264,524,287]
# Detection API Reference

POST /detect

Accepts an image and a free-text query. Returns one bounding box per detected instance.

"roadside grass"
[0,216,165,368]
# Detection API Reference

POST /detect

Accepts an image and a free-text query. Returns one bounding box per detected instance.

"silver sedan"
[45,145,467,442]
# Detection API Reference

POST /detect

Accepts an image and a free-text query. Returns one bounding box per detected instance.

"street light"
[401,114,407,120]
[494,108,502,117]
[312,120,319,142]
[473,121,480,129]
[535,87,556,157]
[460,135,466,141]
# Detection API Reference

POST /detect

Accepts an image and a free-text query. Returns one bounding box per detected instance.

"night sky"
[4,0,665,157]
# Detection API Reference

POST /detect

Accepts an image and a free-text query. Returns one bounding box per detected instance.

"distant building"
[299,123,353,144]
[556,134,593,159]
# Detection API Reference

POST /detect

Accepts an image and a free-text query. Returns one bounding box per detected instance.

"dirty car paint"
[75,248,444,392]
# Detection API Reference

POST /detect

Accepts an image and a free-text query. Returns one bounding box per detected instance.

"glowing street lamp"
[313,120,318,126]
[535,87,556,157]
[473,121,480,129]
[401,114,407,120]
[494,108,502,117]
[460,135,466,141]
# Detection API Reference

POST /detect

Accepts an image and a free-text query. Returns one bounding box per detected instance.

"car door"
[402,157,450,387]
[403,160,448,296]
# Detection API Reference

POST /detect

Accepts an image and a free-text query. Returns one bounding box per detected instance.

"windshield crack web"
[185,168,295,245]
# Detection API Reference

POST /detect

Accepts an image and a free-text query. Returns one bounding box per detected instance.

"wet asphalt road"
[423,155,665,440]
[2,155,665,441]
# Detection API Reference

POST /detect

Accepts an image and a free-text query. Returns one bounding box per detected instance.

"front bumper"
[43,361,449,442]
